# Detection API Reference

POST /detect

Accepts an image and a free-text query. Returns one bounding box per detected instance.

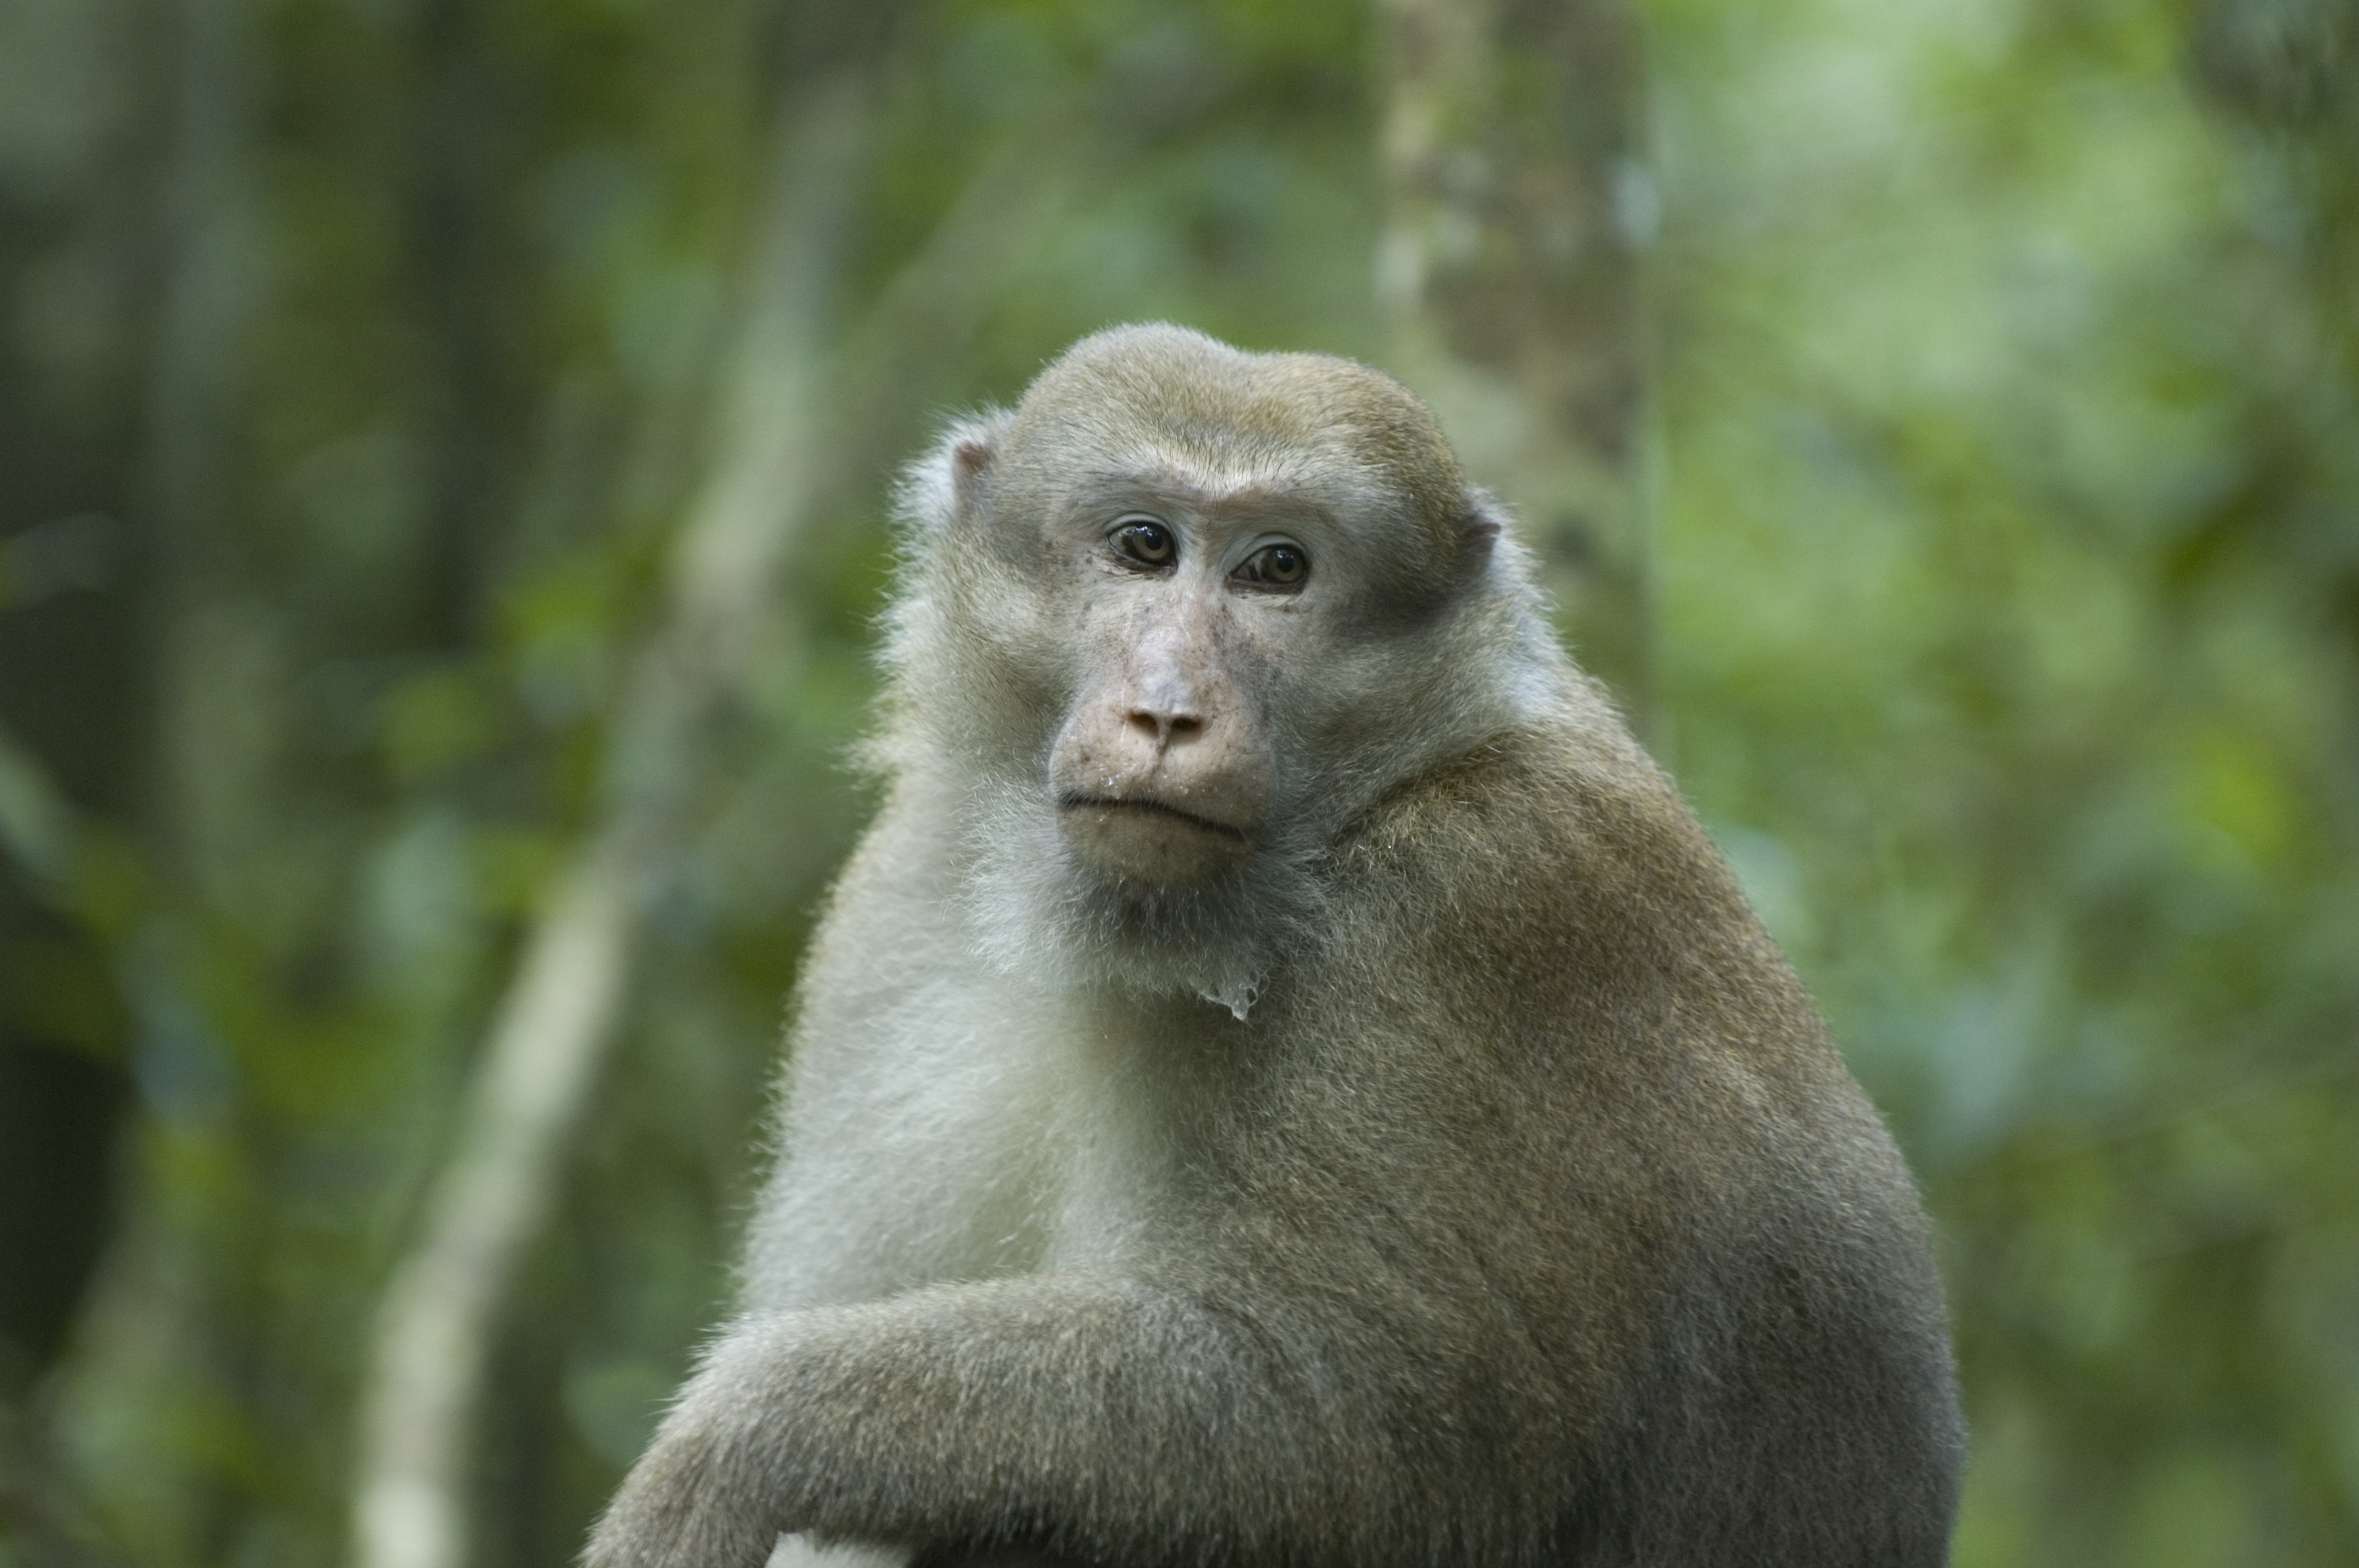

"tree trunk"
[1379,0,1656,725]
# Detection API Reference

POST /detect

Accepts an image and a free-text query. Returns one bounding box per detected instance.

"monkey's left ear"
[1459,490,1506,564]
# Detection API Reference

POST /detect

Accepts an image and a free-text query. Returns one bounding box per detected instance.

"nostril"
[1125,707,1203,742]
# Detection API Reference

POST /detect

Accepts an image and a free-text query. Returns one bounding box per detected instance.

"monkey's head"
[886,324,1560,1012]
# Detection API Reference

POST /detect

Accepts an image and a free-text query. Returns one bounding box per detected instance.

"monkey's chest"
[748,982,1166,1308]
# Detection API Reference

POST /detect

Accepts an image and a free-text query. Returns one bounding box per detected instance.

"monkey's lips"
[1056,793,1256,884]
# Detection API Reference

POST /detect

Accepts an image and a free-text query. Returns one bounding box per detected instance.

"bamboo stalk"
[348,74,1109,1568]
[350,76,871,1568]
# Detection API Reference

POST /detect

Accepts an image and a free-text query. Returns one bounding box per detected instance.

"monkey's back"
[1244,716,1965,1566]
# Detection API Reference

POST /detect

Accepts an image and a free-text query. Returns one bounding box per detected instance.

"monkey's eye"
[1109,517,1176,570]
[1232,542,1310,591]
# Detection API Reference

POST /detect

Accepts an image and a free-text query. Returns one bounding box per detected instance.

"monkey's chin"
[1058,799,1256,886]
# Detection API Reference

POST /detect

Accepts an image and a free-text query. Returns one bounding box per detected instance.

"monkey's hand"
[582,1359,803,1568]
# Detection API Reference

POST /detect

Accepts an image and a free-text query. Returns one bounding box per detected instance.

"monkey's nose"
[1125,706,1203,749]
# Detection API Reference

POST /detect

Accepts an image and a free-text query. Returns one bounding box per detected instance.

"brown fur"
[585,325,1962,1568]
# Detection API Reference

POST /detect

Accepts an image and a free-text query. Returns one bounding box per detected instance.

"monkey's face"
[987,422,1491,905]
[906,327,1527,1001]
[1040,486,1307,887]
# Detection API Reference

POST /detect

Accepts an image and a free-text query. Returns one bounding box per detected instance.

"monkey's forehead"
[1017,454,1409,544]
[1006,325,1469,535]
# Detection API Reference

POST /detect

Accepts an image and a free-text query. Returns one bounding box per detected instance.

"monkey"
[584,324,1965,1568]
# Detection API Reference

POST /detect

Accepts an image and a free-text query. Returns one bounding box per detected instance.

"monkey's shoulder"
[1311,726,1859,1121]
[1330,724,1763,965]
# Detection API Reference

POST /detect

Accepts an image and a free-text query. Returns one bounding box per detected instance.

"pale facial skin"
[1046,479,1318,886]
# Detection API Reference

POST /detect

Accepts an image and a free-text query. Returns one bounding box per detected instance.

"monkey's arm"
[584,1269,1554,1568]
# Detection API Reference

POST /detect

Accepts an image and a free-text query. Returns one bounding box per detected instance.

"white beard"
[959,776,1325,1022]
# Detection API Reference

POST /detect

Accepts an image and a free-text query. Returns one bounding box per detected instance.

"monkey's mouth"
[1055,793,1254,842]
[1055,793,1257,884]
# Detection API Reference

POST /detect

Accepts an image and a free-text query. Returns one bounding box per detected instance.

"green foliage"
[0,0,2351,1564]
[1653,0,2359,1560]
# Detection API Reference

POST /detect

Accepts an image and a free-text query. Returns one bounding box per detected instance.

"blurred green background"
[0,0,2354,1564]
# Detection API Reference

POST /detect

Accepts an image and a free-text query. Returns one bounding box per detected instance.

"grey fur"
[586,325,1963,1568]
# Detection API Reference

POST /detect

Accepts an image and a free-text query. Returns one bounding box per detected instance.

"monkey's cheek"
[1060,804,1255,886]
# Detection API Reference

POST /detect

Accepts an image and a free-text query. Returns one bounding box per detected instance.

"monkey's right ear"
[952,437,994,510]
[895,411,1010,536]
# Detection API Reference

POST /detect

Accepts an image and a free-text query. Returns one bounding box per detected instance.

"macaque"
[587,325,1963,1568]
